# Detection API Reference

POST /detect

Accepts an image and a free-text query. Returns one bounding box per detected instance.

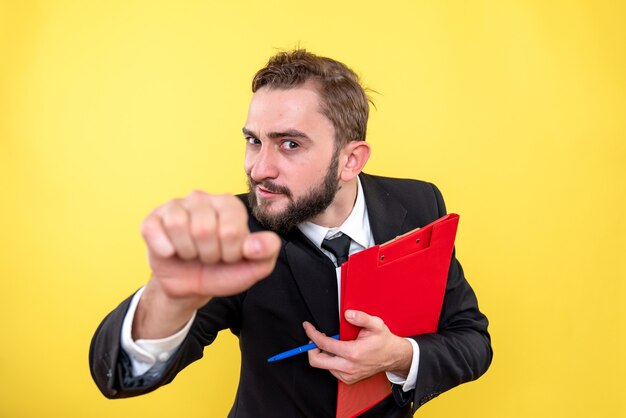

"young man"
[90,50,492,417]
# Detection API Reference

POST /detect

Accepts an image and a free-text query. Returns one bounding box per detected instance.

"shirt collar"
[298,176,373,250]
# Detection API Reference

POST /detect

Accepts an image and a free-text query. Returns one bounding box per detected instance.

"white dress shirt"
[121,177,419,391]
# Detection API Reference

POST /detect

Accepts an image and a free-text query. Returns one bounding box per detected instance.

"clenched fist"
[133,191,281,339]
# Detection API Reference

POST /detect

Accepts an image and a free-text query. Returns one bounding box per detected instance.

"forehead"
[245,84,334,135]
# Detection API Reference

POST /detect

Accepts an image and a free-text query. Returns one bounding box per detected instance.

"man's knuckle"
[140,218,158,237]
[211,193,230,206]
[345,363,358,374]
[217,194,246,212]
[308,356,320,368]
[187,189,208,200]
[348,350,361,363]
[190,223,211,239]
[164,217,185,232]
[219,225,240,242]
[340,373,356,385]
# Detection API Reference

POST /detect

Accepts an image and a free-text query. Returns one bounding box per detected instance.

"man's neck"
[309,178,358,228]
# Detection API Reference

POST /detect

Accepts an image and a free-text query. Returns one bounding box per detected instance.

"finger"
[307,345,337,366]
[141,208,175,258]
[212,195,249,263]
[344,310,385,331]
[186,194,220,264]
[303,321,351,358]
[161,200,198,260]
[242,231,282,261]
[307,345,353,374]
[308,348,370,385]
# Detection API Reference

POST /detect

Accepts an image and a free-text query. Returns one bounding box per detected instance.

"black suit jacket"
[89,173,492,417]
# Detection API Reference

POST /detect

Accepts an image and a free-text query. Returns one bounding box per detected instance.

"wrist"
[387,336,413,377]
[132,279,206,339]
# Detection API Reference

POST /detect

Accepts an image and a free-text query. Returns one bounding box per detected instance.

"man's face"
[243,84,341,233]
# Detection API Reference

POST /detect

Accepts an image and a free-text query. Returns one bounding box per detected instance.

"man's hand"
[133,191,281,339]
[304,310,413,385]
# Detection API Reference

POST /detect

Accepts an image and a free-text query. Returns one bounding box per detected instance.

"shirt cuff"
[120,286,196,377]
[385,338,419,392]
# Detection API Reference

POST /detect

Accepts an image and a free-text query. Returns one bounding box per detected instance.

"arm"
[410,252,492,409]
[89,191,281,398]
[119,286,194,377]
[89,289,245,398]
[409,183,492,410]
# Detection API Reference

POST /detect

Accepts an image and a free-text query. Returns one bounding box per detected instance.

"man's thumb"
[243,231,281,260]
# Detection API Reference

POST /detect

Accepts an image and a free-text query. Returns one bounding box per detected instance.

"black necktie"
[321,233,352,267]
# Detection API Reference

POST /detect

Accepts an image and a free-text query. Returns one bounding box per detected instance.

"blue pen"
[267,335,340,362]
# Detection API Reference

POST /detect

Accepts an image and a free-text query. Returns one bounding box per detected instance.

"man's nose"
[249,145,279,181]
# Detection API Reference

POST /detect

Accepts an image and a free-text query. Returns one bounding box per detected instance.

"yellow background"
[1,1,624,417]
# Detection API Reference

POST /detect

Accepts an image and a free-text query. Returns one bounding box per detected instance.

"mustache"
[247,178,293,198]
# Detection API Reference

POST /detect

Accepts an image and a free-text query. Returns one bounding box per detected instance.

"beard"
[247,152,340,234]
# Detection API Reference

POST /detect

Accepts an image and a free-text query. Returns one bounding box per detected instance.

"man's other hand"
[304,310,413,385]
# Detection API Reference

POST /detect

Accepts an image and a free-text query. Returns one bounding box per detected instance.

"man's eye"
[281,140,299,150]
[245,137,261,145]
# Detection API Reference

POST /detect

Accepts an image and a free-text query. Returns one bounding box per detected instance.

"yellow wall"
[1,1,624,416]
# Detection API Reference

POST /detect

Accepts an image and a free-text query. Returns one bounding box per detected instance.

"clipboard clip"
[378,226,432,264]
[377,213,459,264]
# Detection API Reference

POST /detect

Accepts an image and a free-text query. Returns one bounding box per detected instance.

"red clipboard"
[336,213,459,418]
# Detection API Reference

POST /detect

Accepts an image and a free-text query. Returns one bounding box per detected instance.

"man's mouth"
[257,185,283,197]
[249,179,292,199]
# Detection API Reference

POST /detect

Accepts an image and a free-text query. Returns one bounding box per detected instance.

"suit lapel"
[360,173,408,244]
[284,231,340,335]
[246,199,339,335]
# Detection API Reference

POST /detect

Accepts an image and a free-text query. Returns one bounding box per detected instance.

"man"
[90,50,492,417]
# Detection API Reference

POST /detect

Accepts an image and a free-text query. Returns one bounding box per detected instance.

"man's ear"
[339,141,371,182]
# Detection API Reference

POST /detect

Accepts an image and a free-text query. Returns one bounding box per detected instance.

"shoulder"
[359,172,447,217]
[360,172,440,195]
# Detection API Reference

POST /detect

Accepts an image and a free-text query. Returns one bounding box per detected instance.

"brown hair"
[252,49,370,146]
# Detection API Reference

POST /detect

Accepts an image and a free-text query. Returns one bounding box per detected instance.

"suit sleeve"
[409,183,493,411]
[89,291,244,398]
